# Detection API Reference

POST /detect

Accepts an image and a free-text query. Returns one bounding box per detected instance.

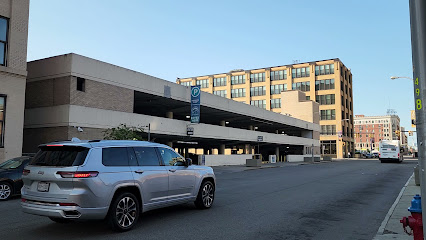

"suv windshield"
[30,146,89,167]
[0,157,28,169]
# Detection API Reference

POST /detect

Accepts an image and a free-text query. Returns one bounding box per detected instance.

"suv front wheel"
[107,192,140,232]
[195,180,215,209]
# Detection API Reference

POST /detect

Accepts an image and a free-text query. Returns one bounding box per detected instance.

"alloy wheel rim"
[202,183,214,207]
[0,184,11,200]
[116,197,137,228]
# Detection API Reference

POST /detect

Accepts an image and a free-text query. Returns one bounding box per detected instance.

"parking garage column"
[220,120,226,126]
[275,147,280,162]
[166,111,173,119]
[184,148,189,158]
[245,144,251,154]
[219,144,225,154]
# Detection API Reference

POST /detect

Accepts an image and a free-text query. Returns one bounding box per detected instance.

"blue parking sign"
[191,86,201,123]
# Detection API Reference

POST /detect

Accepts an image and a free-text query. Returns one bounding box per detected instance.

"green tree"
[103,124,145,141]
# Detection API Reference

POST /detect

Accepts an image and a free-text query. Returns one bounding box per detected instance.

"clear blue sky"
[27,0,416,145]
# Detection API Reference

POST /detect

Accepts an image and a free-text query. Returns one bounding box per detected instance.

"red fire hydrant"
[400,194,423,240]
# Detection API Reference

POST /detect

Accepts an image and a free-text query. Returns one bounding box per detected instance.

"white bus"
[379,140,403,163]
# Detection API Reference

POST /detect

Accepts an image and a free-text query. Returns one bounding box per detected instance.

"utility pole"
[409,0,426,236]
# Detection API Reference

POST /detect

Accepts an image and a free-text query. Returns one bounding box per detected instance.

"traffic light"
[409,131,414,136]
[395,130,400,136]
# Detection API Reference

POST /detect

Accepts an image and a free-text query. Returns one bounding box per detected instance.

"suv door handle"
[169,169,176,173]
[135,170,144,174]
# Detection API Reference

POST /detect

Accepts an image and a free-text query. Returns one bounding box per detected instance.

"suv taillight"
[23,169,30,176]
[57,171,99,178]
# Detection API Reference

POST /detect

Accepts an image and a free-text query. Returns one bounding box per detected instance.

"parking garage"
[24,53,320,164]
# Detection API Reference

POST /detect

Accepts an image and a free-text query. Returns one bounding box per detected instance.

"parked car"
[0,156,31,200]
[21,140,216,232]
[363,153,373,158]
[372,152,379,158]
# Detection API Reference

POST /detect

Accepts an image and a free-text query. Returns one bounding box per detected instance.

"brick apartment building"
[177,59,354,158]
[354,115,402,152]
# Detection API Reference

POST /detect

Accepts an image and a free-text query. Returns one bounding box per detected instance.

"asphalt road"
[0,159,416,240]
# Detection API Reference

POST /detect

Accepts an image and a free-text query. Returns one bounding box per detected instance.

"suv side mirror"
[185,158,192,166]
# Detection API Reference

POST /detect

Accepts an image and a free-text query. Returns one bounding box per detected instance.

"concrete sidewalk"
[374,174,420,240]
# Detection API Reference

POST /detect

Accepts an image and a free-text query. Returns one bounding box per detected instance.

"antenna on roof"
[386,109,397,116]
[71,137,81,143]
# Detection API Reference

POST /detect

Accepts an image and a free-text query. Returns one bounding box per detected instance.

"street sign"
[257,136,263,142]
[191,86,201,123]
[187,127,194,135]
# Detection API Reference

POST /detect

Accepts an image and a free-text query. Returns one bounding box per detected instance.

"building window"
[306,96,310,100]
[316,94,335,105]
[292,67,310,78]
[213,77,227,87]
[231,88,246,98]
[315,79,335,90]
[0,17,8,66]
[250,72,265,83]
[250,100,266,109]
[213,90,226,98]
[250,86,266,96]
[270,84,287,95]
[0,96,5,147]
[321,140,336,154]
[231,75,246,85]
[320,109,336,120]
[315,64,334,76]
[196,79,209,88]
[77,77,85,92]
[180,81,192,86]
[292,81,310,92]
[270,70,287,80]
[321,125,336,135]
[270,99,281,109]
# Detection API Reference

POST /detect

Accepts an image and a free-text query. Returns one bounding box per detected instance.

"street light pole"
[338,119,350,159]
[409,0,426,234]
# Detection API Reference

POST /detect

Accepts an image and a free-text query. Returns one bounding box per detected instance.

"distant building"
[0,0,30,162]
[177,58,354,158]
[354,115,401,152]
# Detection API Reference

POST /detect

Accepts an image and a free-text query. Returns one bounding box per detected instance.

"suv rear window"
[30,146,89,167]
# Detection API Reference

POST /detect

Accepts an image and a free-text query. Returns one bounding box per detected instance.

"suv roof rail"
[71,137,82,143]
[88,140,102,142]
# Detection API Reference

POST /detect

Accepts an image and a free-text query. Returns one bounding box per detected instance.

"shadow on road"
[27,203,202,239]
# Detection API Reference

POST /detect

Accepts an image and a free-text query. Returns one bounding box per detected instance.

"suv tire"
[194,180,215,209]
[107,192,140,232]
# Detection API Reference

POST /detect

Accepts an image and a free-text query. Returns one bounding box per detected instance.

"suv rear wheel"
[107,192,140,232]
[194,180,215,209]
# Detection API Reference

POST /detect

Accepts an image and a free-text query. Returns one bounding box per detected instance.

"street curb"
[376,173,414,235]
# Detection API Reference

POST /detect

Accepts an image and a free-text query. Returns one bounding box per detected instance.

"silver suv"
[21,140,216,231]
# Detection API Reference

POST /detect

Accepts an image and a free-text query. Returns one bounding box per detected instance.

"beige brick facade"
[70,76,134,113]
[25,77,71,108]
[0,0,29,162]
[177,58,354,158]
